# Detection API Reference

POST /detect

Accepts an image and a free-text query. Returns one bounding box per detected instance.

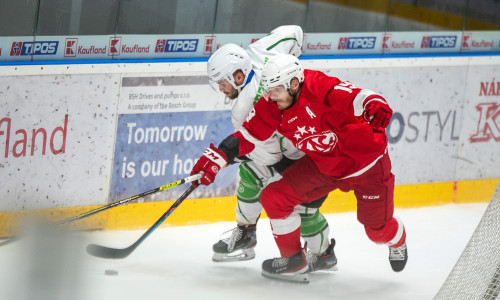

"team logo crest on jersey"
[295,128,338,153]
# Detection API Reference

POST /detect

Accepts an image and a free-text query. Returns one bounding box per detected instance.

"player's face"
[267,85,293,110]
[216,80,239,99]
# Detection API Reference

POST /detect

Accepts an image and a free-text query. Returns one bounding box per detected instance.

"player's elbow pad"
[218,132,255,164]
[218,135,241,164]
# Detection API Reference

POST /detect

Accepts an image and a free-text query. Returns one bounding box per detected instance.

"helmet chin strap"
[235,70,254,95]
[286,83,302,109]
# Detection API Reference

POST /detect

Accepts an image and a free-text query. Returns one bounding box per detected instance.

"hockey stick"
[0,174,201,248]
[86,184,196,259]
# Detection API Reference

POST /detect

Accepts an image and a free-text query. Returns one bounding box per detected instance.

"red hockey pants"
[261,153,404,257]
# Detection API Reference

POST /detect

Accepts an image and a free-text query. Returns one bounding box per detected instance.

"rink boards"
[0,55,499,235]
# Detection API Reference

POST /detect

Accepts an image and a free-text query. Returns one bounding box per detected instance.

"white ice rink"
[0,202,488,300]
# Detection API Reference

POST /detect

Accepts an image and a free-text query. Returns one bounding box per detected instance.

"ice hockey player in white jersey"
[206,25,337,272]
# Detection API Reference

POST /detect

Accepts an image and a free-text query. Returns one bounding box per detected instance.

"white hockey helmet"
[261,54,304,93]
[207,43,252,91]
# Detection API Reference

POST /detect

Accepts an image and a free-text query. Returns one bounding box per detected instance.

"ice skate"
[307,238,338,272]
[212,224,256,262]
[261,248,309,283]
[389,242,408,272]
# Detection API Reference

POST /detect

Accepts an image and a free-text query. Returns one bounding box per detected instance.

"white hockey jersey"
[230,25,305,165]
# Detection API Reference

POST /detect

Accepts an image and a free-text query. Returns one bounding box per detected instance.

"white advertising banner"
[59,35,115,60]
[414,31,462,53]
[112,74,238,203]
[1,54,499,211]
[461,31,500,53]
[0,36,37,62]
[117,75,229,114]
[457,65,500,180]
[381,32,425,54]
[2,31,499,62]
[0,74,119,211]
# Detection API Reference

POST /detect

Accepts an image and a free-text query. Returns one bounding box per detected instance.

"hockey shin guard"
[297,207,330,254]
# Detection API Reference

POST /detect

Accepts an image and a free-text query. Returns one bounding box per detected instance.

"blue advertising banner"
[110,111,238,202]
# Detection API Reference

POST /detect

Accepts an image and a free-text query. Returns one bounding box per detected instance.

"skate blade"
[261,270,310,284]
[212,248,255,262]
[310,263,338,273]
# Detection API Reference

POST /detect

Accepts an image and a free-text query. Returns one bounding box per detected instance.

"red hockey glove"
[363,99,393,128]
[190,143,228,187]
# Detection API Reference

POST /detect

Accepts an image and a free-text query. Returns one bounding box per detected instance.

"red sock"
[365,217,406,247]
[273,226,302,257]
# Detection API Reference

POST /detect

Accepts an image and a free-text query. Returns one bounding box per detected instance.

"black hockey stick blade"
[86,240,140,259]
[86,185,196,259]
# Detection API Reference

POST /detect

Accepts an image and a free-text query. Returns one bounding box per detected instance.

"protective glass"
[263,85,288,102]
[209,78,233,93]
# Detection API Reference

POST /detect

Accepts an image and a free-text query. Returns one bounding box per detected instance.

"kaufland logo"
[10,41,59,56]
[155,39,198,53]
[306,42,331,51]
[64,38,78,57]
[338,37,376,50]
[382,34,415,52]
[462,33,494,50]
[421,36,457,48]
[77,45,106,55]
[382,34,391,51]
[109,37,121,56]
[65,38,107,56]
[204,36,216,55]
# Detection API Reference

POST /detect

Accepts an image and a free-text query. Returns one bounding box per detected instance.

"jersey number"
[334,81,356,93]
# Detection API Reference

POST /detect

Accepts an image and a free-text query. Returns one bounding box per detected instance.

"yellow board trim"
[0,178,497,237]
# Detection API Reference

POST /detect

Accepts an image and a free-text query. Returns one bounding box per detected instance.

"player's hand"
[363,100,393,128]
[190,143,228,187]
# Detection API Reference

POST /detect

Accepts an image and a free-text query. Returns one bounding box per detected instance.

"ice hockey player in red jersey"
[191,54,407,283]
[206,26,336,272]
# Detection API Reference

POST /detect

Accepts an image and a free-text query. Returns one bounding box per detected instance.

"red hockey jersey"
[236,69,388,179]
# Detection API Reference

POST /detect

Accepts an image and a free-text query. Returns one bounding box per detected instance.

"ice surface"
[0,202,488,300]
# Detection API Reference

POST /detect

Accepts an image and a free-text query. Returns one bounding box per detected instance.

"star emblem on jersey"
[296,126,308,135]
[294,126,317,140]
[296,130,338,153]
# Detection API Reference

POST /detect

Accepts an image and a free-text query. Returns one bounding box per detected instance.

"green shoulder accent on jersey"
[254,56,270,103]
[266,38,299,51]
[254,80,264,104]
